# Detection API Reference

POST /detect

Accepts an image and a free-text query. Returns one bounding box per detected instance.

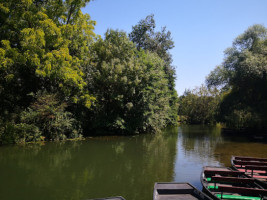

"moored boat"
[231,156,267,188]
[153,182,212,200]
[201,166,266,200]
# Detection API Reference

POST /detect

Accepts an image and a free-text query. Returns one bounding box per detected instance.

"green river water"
[0,125,266,200]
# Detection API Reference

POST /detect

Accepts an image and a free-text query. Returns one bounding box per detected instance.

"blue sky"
[83,0,267,95]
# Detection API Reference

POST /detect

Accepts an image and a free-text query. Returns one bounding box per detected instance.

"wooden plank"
[245,165,267,171]
[218,185,267,196]
[211,176,256,184]
[156,183,193,190]
[234,156,267,162]
[156,194,199,200]
[233,160,267,166]
[156,183,193,194]
[251,175,267,179]
[237,168,266,174]
[204,167,230,171]
[204,170,244,176]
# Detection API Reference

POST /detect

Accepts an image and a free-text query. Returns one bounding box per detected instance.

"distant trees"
[178,24,267,130]
[178,85,220,124]
[206,24,267,130]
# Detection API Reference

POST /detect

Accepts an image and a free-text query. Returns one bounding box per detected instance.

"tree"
[0,0,96,120]
[0,0,95,143]
[0,4,180,143]
[129,15,174,65]
[206,24,267,130]
[129,15,178,124]
[84,29,173,134]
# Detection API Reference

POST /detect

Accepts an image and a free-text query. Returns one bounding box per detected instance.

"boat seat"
[218,185,267,196]
[234,156,267,162]
[211,176,256,184]
[233,160,267,167]
[204,170,244,177]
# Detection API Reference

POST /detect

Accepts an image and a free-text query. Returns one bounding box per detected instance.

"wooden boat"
[231,156,267,188]
[153,182,212,200]
[88,197,125,200]
[201,166,267,200]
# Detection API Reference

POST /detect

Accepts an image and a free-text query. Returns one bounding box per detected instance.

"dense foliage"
[0,1,178,144]
[129,14,178,125]
[178,85,220,124]
[84,30,174,134]
[206,24,267,130]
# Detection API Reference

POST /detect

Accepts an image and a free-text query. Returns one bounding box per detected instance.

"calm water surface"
[0,125,267,200]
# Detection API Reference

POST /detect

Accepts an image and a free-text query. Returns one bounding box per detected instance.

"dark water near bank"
[0,125,267,200]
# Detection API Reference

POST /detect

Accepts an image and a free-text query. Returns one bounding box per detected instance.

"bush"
[20,92,82,141]
[0,92,82,144]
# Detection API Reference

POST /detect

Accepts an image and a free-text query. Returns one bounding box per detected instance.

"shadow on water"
[0,127,178,200]
[0,125,267,200]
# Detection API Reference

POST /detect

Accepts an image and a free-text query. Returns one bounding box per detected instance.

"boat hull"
[153,182,212,200]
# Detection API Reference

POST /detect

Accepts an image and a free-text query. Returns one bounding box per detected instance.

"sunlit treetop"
[0,0,96,108]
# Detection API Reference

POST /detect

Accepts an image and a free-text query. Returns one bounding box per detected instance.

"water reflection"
[174,125,267,189]
[174,125,223,189]
[214,136,267,167]
[0,127,178,200]
[178,125,222,159]
[1,125,267,200]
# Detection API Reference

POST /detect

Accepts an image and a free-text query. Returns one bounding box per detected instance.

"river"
[0,125,266,200]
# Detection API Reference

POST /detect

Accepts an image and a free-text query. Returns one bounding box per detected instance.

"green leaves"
[85,29,174,133]
[19,92,82,141]
[129,14,174,68]
[206,24,267,129]
[0,0,96,111]
[129,15,178,124]
[178,85,220,124]
[0,2,179,143]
